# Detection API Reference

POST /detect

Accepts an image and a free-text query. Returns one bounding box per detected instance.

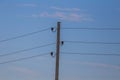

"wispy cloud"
[31,12,93,22]
[51,6,81,12]
[17,3,38,7]
[25,6,93,22]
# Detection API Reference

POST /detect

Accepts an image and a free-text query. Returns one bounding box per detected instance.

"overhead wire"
[64,41,120,44]
[62,27,120,30]
[0,27,50,43]
[0,43,55,57]
[0,52,49,65]
[1,26,120,65]
[61,52,120,56]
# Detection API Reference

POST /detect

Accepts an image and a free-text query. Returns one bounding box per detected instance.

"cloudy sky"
[0,0,120,80]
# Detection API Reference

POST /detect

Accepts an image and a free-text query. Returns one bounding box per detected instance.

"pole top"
[57,22,61,24]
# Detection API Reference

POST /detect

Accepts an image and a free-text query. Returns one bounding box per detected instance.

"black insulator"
[50,52,53,56]
[51,27,54,32]
[61,41,64,45]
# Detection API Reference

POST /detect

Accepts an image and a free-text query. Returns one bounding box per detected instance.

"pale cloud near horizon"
[67,61,120,70]
[8,66,41,80]
[9,66,38,77]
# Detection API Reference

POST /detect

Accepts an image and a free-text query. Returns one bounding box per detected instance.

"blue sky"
[0,0,120,80]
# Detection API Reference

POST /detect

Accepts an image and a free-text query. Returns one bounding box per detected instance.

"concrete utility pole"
[55,22,61,80]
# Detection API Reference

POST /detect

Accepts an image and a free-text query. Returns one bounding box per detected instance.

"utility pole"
[55,22,61,80]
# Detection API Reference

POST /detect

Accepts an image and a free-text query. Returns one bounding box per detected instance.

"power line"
[64,41,120,44]
[0,27,50,43]
[0,43,55,57]
[62,27,120,30]
[0,52,49,65]
[61,52,120,56]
